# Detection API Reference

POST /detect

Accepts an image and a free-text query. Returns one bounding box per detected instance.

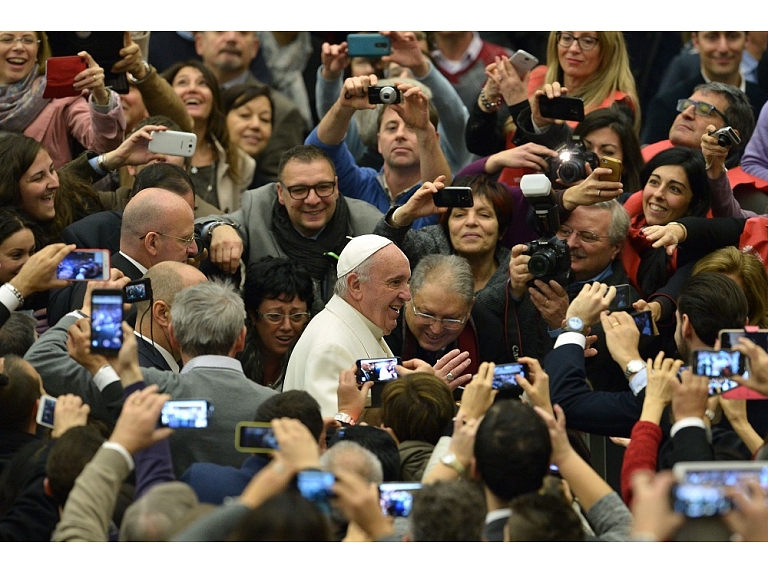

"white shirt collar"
[118,251,148,275]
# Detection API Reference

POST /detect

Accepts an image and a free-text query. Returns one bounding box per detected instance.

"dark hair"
[130,162,195,199]
[0,133,44,210]
[327,425,401,482]
[253,391,324,442]
[0,313,37,357]
[410,481,486,541]
[243,256,315,318]
[574,105,644,193]
[439,174,515,244]
[695,82,755,163]
[229,491,332,541]
[277,145,336,182]
[474,401,552,502]
[221,84,274,118]
[0,355,40,432]
[678,273,748,346]
[45,425,105,507]
[640,147,710,218]
[380,373,454,445]
[131,114,182,136]
[161,60,241,184]
[506,490,583,541]
[0,208,33,247]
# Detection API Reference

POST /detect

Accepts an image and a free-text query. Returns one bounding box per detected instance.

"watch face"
[567,318,584,331]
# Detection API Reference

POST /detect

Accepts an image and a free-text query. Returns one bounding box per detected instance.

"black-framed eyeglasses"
[281,181,336,200]
[556,32,599,52]
[676,99,731,126]
[556,225,608,244]
[257,311,311,325]
[411,301,468,331]
[0,34,40,46]
[140,231,196,246]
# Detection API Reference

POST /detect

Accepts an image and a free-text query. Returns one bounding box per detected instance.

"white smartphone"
[56,248,110,281]
[36,394,57,429]
[148,130,197,157]
[510,49,539,76]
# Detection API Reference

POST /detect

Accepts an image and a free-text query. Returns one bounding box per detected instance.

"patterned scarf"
[0,69,50,133]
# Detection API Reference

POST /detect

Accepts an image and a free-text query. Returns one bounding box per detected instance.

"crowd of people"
[3,30,768,545]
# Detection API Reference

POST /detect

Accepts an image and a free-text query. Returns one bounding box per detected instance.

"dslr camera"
[368,86,402,105]
[547,136,598,186]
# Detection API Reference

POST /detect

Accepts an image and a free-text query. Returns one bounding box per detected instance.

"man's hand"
[381,31,428,77]
[9,243,75,298]
[457,361,496,420]
[701,123,729,179]
[102,124,168,169]
[534,404,573,467]
[517,357,553,416]
[567,282,615,328]
[390,82,431,132]
[641,352,683,423]
[320,42,350,80]
[339,74,378,111]
[110,384,173,455]
[332,468,394,540]
[337,366,372,423]
[390,176,446,228]
[484,143,556,174]
[107,322,143,387]
[67,318,109,375]
[448,416,481,470]
[272,417,321,472]
[51,394,90,439]
[111,32,146,78]
[80,270,131,317]
[529,279,569,330]
[629,470,684,541]
[208,224,243,275]
[600,311,641,370]
[724,479,768,541]
[672,370,709,421]
[731,338,768,396]
[508,244,533,299]
[432,349,472,390]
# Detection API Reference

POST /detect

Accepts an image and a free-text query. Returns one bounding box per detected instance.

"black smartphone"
[36,394,57,429]
[235,422,278,453]
[378,482,422,517]
[492,362,527,390]
[56,249,110,281]
[90,289,123,356]
[123,278,153,304]
[346,33,391,57]
[538,95,585,121]
[159,399,213,429]
[719,329,768,350]
[692,348,747,396]
[608,284,631,312]
[630,310,655,337]
[296,470,336,511]
[432,187,474,208]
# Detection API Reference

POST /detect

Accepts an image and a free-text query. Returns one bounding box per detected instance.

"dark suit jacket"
[61,210,123,253]
[180,454,269,505]
[137,337,175,371]
[484,516,509,542]
[545,341,643,438]
[46,252,143,326]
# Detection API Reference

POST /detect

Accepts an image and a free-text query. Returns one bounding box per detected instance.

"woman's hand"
[478,61,502,113]
[457,361,496,420]
[632,299,662,323]
[701,123,729,179]
[493,55,528,106]
[642,223,687,256]
[530,82,567,129]
[102,124,168,170]
[111,32,146,80]
[517,356,553,416]
[508,244,534,299]
[75,52,110,106]
[8,243,75,298]
[560,166,623,210]
[389,175,446,227]
[484,142,557,174]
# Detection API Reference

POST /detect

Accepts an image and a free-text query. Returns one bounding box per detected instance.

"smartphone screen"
[720,329,768,350]
[124,279,152,304]
[159,399,212,428]
[672,462,768,517]
[692,349,746,396]
[356,357,401,383]
[631,310,654,337]
[492,362,527,390]
[236,422,279,453]
[379,482,422,517]
[36,395,57,429]
[608,284,631,312]
[90,290,123,355]
[57,249,109,281]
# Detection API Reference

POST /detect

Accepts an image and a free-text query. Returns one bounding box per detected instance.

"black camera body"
[368,86,402,105]
[711,126,741,148]
[547,136,598,185]
[524,238,572,287]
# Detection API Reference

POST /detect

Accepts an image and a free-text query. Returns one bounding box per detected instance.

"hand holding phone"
[56,249,110,281]
[160,399,213,428]
[44,56,88,99]
[538,95,585,122]
[432,187,473,208]
[90,289,123,356]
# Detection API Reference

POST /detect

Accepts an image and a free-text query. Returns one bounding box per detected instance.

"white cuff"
[628,367,648,395]
[554,332,586,349]
[0,284,22,312]
[670,417,707,437]
[94,365,120,392]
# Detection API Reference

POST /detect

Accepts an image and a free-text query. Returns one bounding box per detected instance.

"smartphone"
[36,394,57,429]
[159,399,213,429]
[45,32,128,94]
[43,56,88,99]
[672,461,768,518]
[432,187,474,208]
[347,33,391,57]
[356,357,402,384]
[538,95,585,122]
[607,284,631,312]
[691,348,747,396]
[90,289,123,356]
[296,470,336,504]
[719,329,768,350]
[599,156,623,183]
[148,130,197,157]
[379,482,422,517]
[510,49,539,77]
[56,249,110,281]
[235,422,278,453]
[492,362,527,390]
[630,310,656,337]
[123,278,153,304]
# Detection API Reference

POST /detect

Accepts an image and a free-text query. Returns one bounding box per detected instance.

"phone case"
[43,56,87,99]
[510,50,539,76]
[538,95,585,121]
[347,34,391,57]
[148,131,198,157]
[432,187,474,208]
[599,157,623,182]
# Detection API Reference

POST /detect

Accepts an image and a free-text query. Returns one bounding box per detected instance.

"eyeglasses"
[257,311,311,325]
[676,99,731,126]
[281,181,336,200]
[556,32,599,52]
[140,231,196,246]
[411,301,468,331]
[556,225,608,244]
[0,35,40,46]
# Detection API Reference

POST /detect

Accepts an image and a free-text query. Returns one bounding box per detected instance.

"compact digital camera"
[368,86,402,105]
[547,136,598,185]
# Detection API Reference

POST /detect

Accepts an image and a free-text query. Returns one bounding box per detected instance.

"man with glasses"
[198,145,383,312]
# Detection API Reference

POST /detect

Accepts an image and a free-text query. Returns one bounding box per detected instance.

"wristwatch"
[206,221,240,241]
[562,317,586,335]
[440,452,467,477]
[624,359,646,381]
[334,412,356,426]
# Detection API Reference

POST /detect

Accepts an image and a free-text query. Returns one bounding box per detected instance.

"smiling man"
[283,234,411,416]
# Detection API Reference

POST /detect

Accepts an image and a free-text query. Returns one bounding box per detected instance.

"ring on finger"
[446,372,454,382]
[598,190,602,197]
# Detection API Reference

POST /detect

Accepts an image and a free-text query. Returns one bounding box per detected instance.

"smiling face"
[557,31,602,85]
[276,158,338,237]
[19,149,58,222]
[447,194,500,259]
[0,227,35,284]
[582,127,623,162]
[0,31,38,85]
[355,244,412,335]
[693,31,746,82]
[641,165,694,226]
[557,206,621,282]
[377,106,420,171]
[251,295,309,358]
[669,89,729,149]
[171,66,214,124]
[196,31,258,76]
[405,280,471,351]
[227,95,273,158]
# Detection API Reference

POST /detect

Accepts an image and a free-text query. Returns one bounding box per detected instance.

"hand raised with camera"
[640,352,683,424]
[701,123,729,179]
[332,468,394,540]
[517,357,553,416]
[337,366,372,423]
[567,282,615,328]
[339,74,378,111]
[321,41,350,80]
[111,32,146,79]
[80,269,130,317]
[530,82,566,129]
[272,417,321,472]
[389,176,446,228]
[484,143,557,175]
[101,124,168,170]
[457,361,496,420]
[731,338,768,396]
[724,478,768,541]
[494,55,528,106]
[74,51,110,106]
[672,370,709,422]
[560,167,623,210]
[67,317,109,375]
[51,393,91,439]
[600,311,641,371]
[110,384,173,455]
[107,322,143,387]
[508,243,534,298]
[8,243,75,298]
[390,82,431,132]
[629,470,684,541]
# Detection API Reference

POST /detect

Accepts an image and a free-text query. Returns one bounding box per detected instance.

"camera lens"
[380,86,397,104]
[557,162,582,184]
[528,249,556,277]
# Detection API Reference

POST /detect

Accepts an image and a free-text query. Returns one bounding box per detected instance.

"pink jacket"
[23,92,125,168]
